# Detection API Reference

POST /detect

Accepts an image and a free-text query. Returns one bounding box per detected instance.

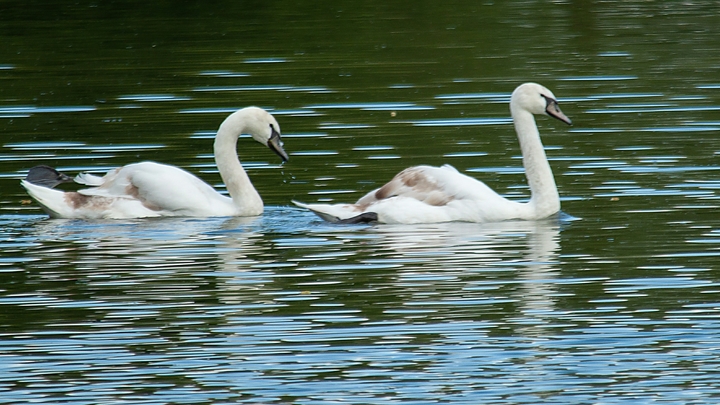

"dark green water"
[2,1,720,403]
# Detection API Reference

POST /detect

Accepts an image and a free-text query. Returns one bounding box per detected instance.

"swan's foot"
[25,165,73,188]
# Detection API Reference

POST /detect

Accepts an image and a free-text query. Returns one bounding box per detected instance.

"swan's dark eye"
[269,123,281,137]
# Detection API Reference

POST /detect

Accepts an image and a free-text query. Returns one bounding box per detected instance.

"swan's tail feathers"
[21,180,73,218]
[25,165,73,188]
[292,200,341,222]
[292,200,372,223]
[74,172,105,186]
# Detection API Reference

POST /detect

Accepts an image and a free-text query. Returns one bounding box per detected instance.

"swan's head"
[236,107,289,162]
[511,83,572,125]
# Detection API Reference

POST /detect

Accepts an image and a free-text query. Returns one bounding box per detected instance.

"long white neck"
[511,106,560,218]
[213,111,263,215]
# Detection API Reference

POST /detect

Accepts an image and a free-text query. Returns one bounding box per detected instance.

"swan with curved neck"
[21,106,289,219]
[294,83,571,224]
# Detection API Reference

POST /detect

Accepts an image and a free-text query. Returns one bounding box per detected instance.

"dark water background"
[2,1,720,403]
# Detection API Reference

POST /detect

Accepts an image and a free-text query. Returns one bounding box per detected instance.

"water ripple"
[403,117,511,127]
[0,105,96,114]
[117,94,191,102]
[306,102,430,111]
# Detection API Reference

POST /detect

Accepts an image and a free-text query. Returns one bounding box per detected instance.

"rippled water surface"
[2,1,720,404]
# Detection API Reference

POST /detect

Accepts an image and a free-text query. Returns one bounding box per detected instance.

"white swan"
[293,83,571,224]
[22,106,289,219]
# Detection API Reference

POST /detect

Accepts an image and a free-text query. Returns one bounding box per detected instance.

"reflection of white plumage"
[22,107,289,219]
[294,83,572,224]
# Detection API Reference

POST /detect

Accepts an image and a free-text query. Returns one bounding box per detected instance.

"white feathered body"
[294,82,570,224]
[294,164,551,224]
[21,106,287,219]
[22,162,246,219]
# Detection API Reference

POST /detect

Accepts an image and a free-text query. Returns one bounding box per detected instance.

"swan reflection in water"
[19,208,567,332]
[21,214,270,283]
[361,216,566,333]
